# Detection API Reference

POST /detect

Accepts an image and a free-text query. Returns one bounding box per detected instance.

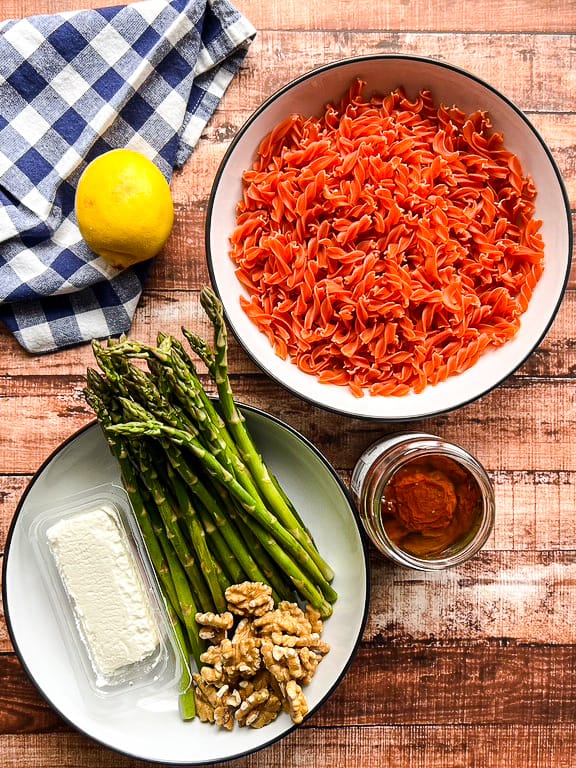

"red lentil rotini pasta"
[229,79,545,397]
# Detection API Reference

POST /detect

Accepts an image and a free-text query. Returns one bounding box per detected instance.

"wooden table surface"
[2,1,576,766]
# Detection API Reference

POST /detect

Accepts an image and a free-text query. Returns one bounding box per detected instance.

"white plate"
[3,407,369,764]
[206,55,572,420]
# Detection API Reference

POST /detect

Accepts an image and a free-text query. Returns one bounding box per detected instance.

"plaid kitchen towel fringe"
[0,0,255,354]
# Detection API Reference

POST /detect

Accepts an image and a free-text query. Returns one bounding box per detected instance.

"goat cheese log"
[47,506,160,679]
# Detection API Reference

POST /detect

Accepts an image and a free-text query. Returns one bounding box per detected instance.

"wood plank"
[2,274,576,375]
[3,235,576,366]
[366,551,576,644]
[3,0,575,33]
[9,482,576,647]
[3,547,576,652]
[1,725,576,768]
[316,644,576,726]
[0,656,64,735]
[1,366,576,474]
[0,477,27,546]
[3,469,576,551]
[185,132,575,220]
[2,642,576,733]
[492,470,576,551]
[210,31,576,114]
[248,0,576,34]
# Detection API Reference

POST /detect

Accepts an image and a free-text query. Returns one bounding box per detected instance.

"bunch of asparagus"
[83,288,337,720]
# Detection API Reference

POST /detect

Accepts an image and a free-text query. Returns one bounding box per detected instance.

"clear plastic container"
[29,483,188,708]
[350,433,495,570]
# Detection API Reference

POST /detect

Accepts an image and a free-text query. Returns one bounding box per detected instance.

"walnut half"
[225,581,275,617]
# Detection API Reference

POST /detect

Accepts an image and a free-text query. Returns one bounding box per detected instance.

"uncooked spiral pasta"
[229,79,545,397]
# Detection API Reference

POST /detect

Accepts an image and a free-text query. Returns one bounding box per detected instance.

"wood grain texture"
[2,0,576,32]
[1,0,576,766]
[4,641,576,727]
[2,366,576,474]
[2,726,576,768]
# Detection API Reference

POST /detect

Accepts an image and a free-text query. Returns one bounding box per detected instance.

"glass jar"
[350,433,495,570]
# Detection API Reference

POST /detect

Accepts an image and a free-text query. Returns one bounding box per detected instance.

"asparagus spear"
[165,439,296,603]
[83,375,182,612]
[165,600,196,721]
[133,440,217,615]
[83,374,196,717]
[165,461,227,614]
[161,441,273,591]
[195,502,246,585]
[93,345,289,605]
[153,520,205,670]
[97,330,333,592]
[171,332,317,542]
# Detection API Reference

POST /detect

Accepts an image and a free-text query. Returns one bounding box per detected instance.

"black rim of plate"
[2,406,371,765]
[205,53,574,421]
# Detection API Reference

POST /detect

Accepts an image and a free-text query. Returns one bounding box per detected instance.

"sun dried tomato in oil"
[381,455,482,558]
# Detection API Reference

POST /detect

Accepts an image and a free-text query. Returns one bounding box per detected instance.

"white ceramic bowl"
[206,55,572,420]
[3,407,369,764]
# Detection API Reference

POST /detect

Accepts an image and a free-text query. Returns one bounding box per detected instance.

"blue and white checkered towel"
[0,0,255,354]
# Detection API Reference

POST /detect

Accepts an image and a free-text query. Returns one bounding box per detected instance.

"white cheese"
[46,505,160,679]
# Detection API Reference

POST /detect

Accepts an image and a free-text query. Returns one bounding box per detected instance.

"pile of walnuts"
[192,581,330,730]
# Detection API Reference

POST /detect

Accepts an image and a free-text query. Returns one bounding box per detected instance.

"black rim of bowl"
[206,53,573,421]
[2,406,371,765]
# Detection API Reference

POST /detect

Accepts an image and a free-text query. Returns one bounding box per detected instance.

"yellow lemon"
[75,149,174,269]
